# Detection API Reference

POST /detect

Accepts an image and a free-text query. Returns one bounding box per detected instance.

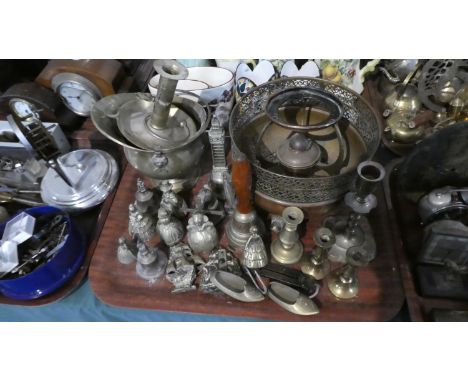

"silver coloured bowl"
[91,93,209,181]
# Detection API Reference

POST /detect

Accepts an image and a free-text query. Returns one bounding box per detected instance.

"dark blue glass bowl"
[0,206,86,300]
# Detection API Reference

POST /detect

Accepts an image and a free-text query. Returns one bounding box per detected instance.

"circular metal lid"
[41,149,119,211]
[276,133,321,171]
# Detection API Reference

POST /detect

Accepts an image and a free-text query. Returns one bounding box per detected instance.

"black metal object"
[416,264,468,300]
[398,122,468,195]
[257,263,319,297]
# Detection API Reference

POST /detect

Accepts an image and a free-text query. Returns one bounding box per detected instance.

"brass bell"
[243,226,268,269]
[301,227,335,280]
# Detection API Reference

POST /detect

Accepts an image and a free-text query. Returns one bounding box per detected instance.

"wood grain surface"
[89,165,405,321]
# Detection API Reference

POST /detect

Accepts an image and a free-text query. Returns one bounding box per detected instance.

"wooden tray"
[383,159,468,321]
[89,165,405,321]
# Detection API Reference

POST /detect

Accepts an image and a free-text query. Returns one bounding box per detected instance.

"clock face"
[57,81,99,117]
[9,98,40,120]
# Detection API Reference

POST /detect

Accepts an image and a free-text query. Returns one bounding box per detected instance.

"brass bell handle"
[265,87,344,131]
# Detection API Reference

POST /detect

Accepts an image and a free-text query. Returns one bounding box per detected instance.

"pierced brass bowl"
[229,77,381,211]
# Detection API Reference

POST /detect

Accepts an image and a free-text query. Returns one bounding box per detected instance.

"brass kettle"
[384,84,421,116]
[385,112,424,144]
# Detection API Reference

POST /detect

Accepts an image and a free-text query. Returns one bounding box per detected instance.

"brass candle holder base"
[327,264,359,299]
[327,248,369,299]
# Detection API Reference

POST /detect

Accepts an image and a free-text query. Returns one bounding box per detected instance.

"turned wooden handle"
[231,158,253,214]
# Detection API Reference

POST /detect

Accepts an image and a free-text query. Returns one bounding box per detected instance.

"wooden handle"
[231,158,253,214]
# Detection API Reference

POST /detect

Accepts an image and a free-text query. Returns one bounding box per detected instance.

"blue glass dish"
[0,206,86,300]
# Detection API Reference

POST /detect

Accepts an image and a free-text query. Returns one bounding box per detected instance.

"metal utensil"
[257,263,319,298]
[0,192,44,206]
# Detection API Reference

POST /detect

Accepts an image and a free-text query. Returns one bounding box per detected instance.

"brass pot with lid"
[384,83,421,116]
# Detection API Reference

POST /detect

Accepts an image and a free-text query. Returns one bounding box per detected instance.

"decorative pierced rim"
[229,77,382,205]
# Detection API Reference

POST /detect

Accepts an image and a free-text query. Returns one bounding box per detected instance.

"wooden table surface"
[89,165,405,321]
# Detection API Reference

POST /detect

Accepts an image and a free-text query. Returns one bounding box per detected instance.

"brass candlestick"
[301,227,335,280]
[327,248,369,299]
[344,161,385,215]
[271,206,304,264]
